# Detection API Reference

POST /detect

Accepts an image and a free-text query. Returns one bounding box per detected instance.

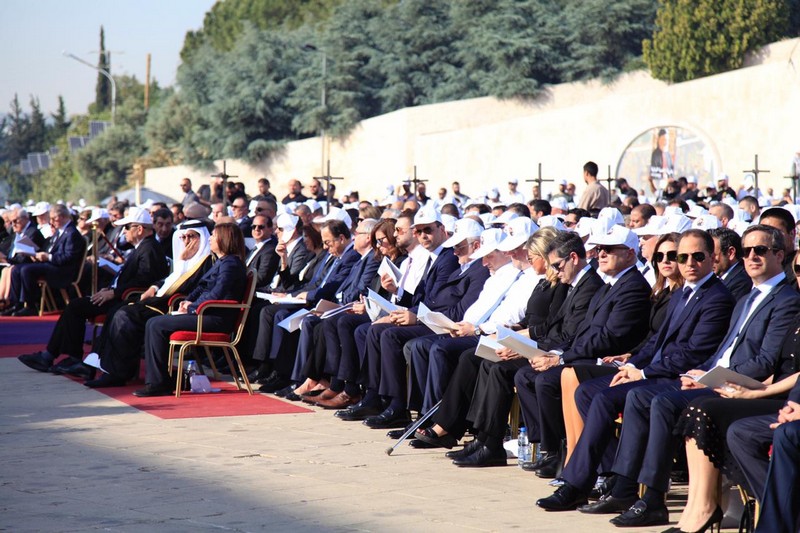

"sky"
[0,0,217,116]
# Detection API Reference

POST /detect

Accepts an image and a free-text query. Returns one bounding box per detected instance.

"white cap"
[687,175,698,184]
[508,178,519,185]
[536,215,566,231]
[632,215,668,236]
[692,214,721,230]
[139,198,155,210]
[442,218,483,248]
[304,199,322,213]
[495,210,519,224]
[743,173,755,188]
[114,206,152,227]
[440,213,457,234]
[662,206,684,217]
[412,207,442,227]
[478,212,496,227]
[29,201,50,217]
[558,179,568,186]
[276,213,299,243]
[686,204,708,219]
[313,206,353,229]
[498,217,538,252]
[598,207,625,226]
[379,194,399,206]
[660,214,694,234]
[716,173,729,183]
[247,199,260,218]
[550,197,569,211]
[470,228,507,259]
[587,225,639,254]
[574,217,597,238]
[88,208,110,223]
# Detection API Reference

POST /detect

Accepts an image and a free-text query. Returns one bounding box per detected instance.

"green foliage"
[31,138,78,203]
[75,123,145,202]
[644,0,794,82]
[95,26,112,111]
[47,96,70,146]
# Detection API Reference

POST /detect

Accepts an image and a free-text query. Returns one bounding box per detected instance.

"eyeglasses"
[356,231,371,236]
[414,226,435,235]
[232,204,246,209]
[10,218,20,224]
[395,226,410,235]
[742,245,777,258]
[252,224,267,230]
[550,257,568,273]
[653,250,678,263]
[123,224,140,231]
[676,251,707,264]
[376,236,389,245]
[595,245,628,255]
[563,220,577,228]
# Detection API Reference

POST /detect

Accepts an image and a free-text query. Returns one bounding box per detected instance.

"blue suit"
[515,266,653,453]
[610,279,800,496]
[400,247,459,309]
[366,259,489,403]
[11,222,85,308]
[561,274,736,493]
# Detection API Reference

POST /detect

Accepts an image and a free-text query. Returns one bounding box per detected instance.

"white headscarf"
[156,221,211,297]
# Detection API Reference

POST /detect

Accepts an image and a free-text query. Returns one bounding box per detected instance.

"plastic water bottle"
[184,360,199,391]
[518,427,531,467]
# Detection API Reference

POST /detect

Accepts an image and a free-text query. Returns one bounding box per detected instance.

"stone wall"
[145,38,800,204]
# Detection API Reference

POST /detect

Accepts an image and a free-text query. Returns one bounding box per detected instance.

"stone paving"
[1,358,740,533]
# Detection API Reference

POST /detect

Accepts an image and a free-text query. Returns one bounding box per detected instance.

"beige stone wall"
[145,38,800,204]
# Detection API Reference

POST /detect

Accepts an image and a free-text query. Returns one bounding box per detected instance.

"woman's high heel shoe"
[684,506,723,533]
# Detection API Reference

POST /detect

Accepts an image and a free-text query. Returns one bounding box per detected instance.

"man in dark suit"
[5,204,84,316]
[245,214,279,290]
[536,228,736,516]
[152,207,175,259]
[514,226,652,475]
[18,207,170,376]
[272,213,315,292]
[728,382,800,533]
[710,227,751,301]
[231,197,252,238]
[422,231,602,462]
[336,208,465,426]
[0,207,46,268]
[576,225,800,526]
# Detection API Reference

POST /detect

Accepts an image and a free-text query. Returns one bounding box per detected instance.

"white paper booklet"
[377,256,402,283]
[495,325,551,360]
[474,336,503,362]
[684,366,767,390]
[417,302,459,335]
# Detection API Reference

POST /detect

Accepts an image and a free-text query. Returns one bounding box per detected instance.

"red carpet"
[2,315,314,420]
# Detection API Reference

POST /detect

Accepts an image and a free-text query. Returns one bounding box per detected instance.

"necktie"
[308,254,333,286]
[422,255,433,279]
[652,286,697,363]
[475,270,524,326]
[246,244,261,266]
[319,256,340,286]
[710,287,761,366]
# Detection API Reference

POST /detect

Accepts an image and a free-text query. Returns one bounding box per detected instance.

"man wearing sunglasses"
[537,228,736,516]
[18,207,170,375]
[588,224,800,527]
[709,227,752,301]
[245,215,279,291]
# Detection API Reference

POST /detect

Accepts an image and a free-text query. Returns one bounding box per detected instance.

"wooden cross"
[407,165,428,196]
[210,160,238,208]
[313,159,344,213]
[604,165,615,193]
[784,161,799,203]
[743,155,769,200]
[525,163,554,198]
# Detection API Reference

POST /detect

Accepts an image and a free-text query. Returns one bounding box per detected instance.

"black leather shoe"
[535,454,564,479]
[414,427,458,449]
[254,369,278,384]
[18,352,54,373]
[283,391,302,401]
[452,445,507,467]
[536,483,589,511]
[132,383,173,397]
[609,500,669,527]
[62,362,96,381]
[0,304,21,316]
[49,356,81,374]
[84,373,127,388]
[589,475,616,500]
[12,306,38,317]
[445,438,481,460]
[408,439,438,449]
[578,494,638,514]
[524,451,559,471]
[273,383,298,398]
[257,375,291,393]
[336,401,383,421]
[363,407,412,429]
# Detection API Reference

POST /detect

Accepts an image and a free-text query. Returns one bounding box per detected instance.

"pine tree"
[48,96,70,145]
[95,26,111,110]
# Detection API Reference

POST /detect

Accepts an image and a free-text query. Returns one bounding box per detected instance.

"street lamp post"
[302,44,327,175]
[63,51,116,124]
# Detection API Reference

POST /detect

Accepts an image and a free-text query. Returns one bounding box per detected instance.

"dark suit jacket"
[417,259,490,321]
[524,279,569,333]
[112,234,171,299]
[402,247,460,309]
[275,239,316,292]
[339,253,381,304]
[700,280,800,381]
[533,267,604,352]
[6,223,46,265]
[238,216,253,239]
[305,245,361,304]
[187,254,247,322]
[47,223,86,286]
[247,236,280,290]
[628,275,734,379]
[630,285,675,354]
[723,261,753,302]
[562,267,652,364]
[156,230,175,259]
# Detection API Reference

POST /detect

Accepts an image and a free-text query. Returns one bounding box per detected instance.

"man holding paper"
[570,224,800,526]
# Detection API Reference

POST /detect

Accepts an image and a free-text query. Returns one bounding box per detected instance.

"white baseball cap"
[692,214,721,230]
[587,225,640,254]
[412,207,442,227]
[470,228,507,259]
[508,178,519,185]
[88,208,110,223]
[550,197,569,211]
[598,207,625,226]
[440,213,457,235]
[660,214,694,234]
[313,206,353,229]
[498,217,538,252]
[29,201,50,217]
[114,206,152,227]
[275,213,299,243]
[443,218,483,248]
[536,215,566,231]
[495,210,519,224]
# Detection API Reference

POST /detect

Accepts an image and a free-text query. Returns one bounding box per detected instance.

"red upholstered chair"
[90,287,149,343]
[167,270,256,398]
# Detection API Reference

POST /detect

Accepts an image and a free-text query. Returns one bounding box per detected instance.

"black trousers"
[467,358,528,443]
[99,303,161,380]
[46,296,121,359]
[431,349,483,440]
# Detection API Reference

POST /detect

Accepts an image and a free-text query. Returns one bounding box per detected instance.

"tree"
[26,96,47,153]
[47,96,70,146]
[31,138,78,202]
[643,0,793,82]
[95,26,111,111]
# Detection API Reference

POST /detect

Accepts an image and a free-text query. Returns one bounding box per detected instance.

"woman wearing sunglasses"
[560,232,684,465]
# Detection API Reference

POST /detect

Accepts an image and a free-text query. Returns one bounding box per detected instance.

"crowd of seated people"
[4,164,800,532]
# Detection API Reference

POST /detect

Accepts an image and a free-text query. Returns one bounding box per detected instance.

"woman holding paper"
[560,232,684,464]
[665,345,800,532]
